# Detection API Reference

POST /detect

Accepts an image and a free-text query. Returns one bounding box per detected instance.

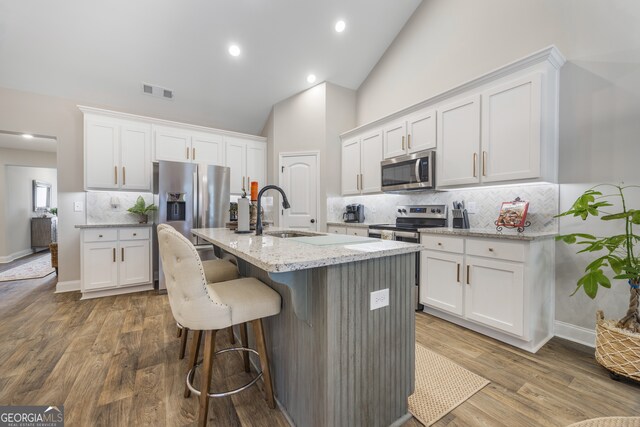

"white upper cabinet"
[383,120,407,159]
[481,73,542,182]
[341,129,383,196]
[437,95,481,187]
[153,126,225,166]
[225,136,267,194]
[85,115,151,191]
[407,108,436,153]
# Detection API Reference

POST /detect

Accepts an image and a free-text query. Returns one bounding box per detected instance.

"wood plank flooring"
[0,263,638,426]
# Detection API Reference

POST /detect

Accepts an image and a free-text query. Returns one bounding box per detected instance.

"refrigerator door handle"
[193,169,199,231]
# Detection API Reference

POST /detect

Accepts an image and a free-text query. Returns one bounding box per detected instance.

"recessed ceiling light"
[335,20,346,33]
[22,134,34,139]
[228,45,241,57]
[307,74,317,84]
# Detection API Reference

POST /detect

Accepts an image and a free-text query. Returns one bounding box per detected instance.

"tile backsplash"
[327,183,559,233]
[87,191,155,224]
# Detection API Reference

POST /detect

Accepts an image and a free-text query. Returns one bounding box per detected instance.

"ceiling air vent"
[141,83,174,101]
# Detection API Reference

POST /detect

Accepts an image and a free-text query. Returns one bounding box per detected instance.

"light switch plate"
[467,201,477,214]
[370,288,389,310]
[74,201,83,212]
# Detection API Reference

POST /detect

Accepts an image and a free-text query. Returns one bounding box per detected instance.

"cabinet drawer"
[83,229,118,242]
[346,227,368,237]
[119,228,150,241]
[466,238,525,263]
[421,235,464,254]
[327,226,346,234]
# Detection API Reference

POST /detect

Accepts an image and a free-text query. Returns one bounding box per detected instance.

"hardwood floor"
[0,264,638,426]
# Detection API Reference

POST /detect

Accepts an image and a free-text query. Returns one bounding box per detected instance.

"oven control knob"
[401,209,407,213]
[431,208,436,213]
[397,209,402,213]
[436,209,442,213]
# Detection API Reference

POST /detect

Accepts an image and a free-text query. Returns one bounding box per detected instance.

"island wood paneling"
[240,253,415,427]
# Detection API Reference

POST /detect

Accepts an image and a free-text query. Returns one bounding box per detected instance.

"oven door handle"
[415,159,422,183]
[394,230,420,240]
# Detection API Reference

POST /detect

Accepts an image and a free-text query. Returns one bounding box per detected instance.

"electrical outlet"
[370,288,389,310]
[74,201,83,212]
[467,201,477,214]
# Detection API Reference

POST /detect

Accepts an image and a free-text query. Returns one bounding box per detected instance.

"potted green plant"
[127,196,157,224]
[556,184,640,381]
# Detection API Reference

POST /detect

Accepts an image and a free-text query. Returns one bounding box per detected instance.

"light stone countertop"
[75,223,154,229]
[418,227,557,241]
[326,222,372,229]
[192,227,423,272]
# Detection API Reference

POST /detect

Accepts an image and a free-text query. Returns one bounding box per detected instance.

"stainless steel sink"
[264,230,322,238]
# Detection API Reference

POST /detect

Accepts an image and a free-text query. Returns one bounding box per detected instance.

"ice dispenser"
[166,193,186,221]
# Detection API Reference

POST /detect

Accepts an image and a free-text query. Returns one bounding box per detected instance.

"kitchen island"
[192,227,422,427]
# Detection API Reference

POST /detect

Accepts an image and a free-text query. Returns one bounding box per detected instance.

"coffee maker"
[343,204,365,223]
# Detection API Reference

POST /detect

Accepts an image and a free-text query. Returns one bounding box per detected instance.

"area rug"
[408,343,490,426]
[0,254,55,282]
[568,417,640,427]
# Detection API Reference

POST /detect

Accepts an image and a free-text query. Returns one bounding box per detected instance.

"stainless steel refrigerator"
[153,161,230,290]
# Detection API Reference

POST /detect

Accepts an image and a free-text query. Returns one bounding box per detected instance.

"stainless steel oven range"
[368,205,448,310]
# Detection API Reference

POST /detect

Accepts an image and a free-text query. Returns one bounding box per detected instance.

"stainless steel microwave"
[381,149,435,192]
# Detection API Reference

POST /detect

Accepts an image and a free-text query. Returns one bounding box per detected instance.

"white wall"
[0,147,57,261]
[4,165,57,259]
[355,0,640,330]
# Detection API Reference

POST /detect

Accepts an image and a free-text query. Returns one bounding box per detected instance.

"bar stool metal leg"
[179,327,189,359]
[253,319,275,409]
[240,322,250,373]
[198,329,217,427]
[184,329,202,398]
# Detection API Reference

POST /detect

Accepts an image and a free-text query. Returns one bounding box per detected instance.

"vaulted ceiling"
[0,0,421,134]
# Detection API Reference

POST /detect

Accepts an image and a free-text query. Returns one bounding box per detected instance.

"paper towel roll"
[238,197,250,232]
[380,230,394,240]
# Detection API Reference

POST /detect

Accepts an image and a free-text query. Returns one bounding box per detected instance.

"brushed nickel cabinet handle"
[482,151,487,176]
[408,134,411,149]
[466,265,470,285]
[122,166,126,185]
[112,248,116,262]
[242,176,245,191]
[121,248,124,262]
[402,135,405,151]
[192,147,195,160]
[473,153,477,178]
[114,166,118,185]
[186,147,189,160]
[457,263,461,283]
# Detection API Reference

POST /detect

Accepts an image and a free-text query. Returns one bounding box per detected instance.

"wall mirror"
[32,180,52,211]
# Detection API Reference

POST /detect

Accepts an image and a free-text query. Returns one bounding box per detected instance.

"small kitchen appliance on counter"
[369,205,448,311]
[343,204,365,223]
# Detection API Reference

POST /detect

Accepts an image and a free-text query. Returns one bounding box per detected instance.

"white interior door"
[279,153,318,231]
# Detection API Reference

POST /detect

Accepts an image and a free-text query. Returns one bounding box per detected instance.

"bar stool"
[158,227,281,427]
[157,224,240,358]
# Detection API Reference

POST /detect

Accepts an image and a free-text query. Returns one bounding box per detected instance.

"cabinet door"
[154,126,191,163]
[420,250,464,316]
[437,95,481,186]
[346,227,368,237]
[465,256,524,337]
[246,140,267,188]
[119,240,151,286]
[481,73,542,182]
[341,137,361,195]
[383,120,407,159]
[192,132,225,166]
[83,242,118,290]
[85,118,119,190]
[407,108,436,153]
[120,122,152,191]
[360,130,383,194]
[225,137,247,194]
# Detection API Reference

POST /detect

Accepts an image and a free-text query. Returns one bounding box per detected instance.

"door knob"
[310,219,316,223]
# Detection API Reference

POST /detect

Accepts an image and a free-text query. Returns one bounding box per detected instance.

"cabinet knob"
[133,233,137,236]
[99,234,103,238]
[437,242,442,246]
[488,248,494,252]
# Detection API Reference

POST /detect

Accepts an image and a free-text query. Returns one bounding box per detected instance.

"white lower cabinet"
[419,233,554,353]
[81,227,152,298]
[327,225,368,236]
[327,225,346,234]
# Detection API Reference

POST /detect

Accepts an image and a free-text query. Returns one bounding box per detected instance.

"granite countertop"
[418,227,557,241]
[75,223,154,229]
[326,222,372,229]
[191,227,423,272]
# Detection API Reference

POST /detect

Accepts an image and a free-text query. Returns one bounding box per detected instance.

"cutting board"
[289,234,376,246]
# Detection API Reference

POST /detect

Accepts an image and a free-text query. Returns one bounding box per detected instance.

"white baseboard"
[0,249,35,264]
[554,320,596,348]
[55,280,81,293]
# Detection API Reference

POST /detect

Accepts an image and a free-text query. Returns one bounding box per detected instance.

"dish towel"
[380,230,394,240]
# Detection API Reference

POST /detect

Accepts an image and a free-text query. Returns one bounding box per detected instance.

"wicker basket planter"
[595,310,640,381]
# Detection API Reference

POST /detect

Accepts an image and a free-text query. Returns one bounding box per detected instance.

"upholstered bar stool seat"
[158,226,281,427]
